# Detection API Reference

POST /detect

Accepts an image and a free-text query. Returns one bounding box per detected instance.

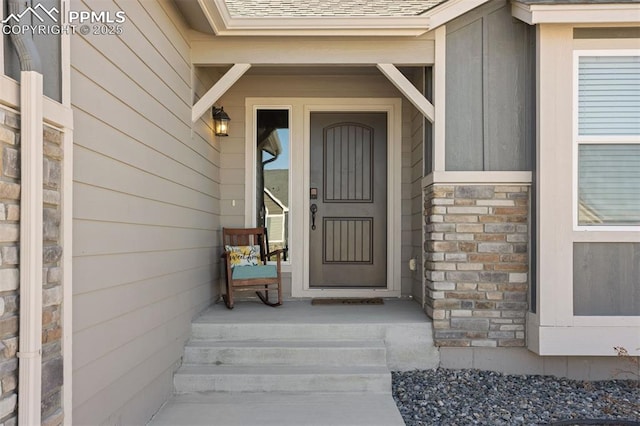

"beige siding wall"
[71,1,219,424]
[217,72,417,295]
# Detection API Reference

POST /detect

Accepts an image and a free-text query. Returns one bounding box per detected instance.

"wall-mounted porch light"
[212,106,231,136]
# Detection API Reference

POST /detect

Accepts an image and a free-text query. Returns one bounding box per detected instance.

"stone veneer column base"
[423,184,530,348]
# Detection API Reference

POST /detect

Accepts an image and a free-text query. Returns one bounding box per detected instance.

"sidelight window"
[256,109,290,258]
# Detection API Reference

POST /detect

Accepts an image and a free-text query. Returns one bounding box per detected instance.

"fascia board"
[512,3,640,25]
[426,0,491,29]
[211,27,432,36]
[512,2,534,25]
[198,0,225,34]
[213,15,433,36]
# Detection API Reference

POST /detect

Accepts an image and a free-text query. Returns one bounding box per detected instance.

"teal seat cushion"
[232,265,278,280]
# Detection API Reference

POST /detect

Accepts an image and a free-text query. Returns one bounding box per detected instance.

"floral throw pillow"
[225,245,260,268]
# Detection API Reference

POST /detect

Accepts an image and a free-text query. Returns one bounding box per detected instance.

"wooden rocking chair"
[221,227,283,309]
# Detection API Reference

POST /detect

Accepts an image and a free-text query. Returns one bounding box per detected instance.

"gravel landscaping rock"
[392,369,639,426]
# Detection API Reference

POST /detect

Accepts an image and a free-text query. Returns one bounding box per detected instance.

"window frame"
[572,49,640,232]
[246,104,293,267]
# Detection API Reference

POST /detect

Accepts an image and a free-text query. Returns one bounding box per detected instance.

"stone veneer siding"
[424,184,530,348]
[0,109,64,426]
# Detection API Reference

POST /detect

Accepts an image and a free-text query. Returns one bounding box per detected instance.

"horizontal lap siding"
[71,1,219,424]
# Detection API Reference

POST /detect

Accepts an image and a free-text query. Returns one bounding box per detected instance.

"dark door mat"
[311,298,384,305]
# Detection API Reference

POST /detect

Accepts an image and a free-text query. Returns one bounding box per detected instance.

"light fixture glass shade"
[212,107,230,136]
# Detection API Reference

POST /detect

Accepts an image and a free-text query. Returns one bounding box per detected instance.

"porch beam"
[192,63,251,123]
[376,63,435,123]
[191,38,435,66]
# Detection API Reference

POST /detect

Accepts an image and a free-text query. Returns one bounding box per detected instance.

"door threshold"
[293,288,401,299]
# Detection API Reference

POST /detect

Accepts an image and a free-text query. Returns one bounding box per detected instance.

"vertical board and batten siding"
[573,243,640,316]
[216,72,417,295]
[445,0,535,171]
[71,1,219,424]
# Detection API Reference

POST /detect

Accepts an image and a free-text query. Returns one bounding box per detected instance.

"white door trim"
[245,97,402,298]
[300,101,402,298]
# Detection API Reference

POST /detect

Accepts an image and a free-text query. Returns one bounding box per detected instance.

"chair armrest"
[266,249,284,260]
[221,251,229,259]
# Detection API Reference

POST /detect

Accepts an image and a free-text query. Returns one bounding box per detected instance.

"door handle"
[310,204,318,231]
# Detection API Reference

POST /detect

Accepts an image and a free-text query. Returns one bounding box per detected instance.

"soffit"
[174,0,492,36]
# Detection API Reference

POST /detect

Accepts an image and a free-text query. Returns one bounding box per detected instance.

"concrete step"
[174,364,391,394]
[191,321,439,370]
[192,322,399,341]
[183,339,387,366]
[148,392,405,426]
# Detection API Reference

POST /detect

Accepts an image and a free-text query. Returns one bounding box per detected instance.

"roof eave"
[197,0,492,36]
[512,2,640,25]
[221,17,434,37]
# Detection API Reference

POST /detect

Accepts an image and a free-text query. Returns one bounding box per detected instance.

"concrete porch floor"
[195,298,432,325]
[148,299,436,426]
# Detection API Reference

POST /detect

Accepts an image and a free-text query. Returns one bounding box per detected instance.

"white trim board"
[245,98,403,299]
[0,76,73,128]
[512,2,640,25]
[191,37,436,66]
[422,171,532,186]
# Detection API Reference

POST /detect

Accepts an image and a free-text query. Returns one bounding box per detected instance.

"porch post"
[433,25,446,172]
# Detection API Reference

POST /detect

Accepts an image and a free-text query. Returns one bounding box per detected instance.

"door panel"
[309,113,387,288]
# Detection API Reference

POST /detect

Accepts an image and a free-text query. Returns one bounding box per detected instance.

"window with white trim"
[572,50,640,317]
[574,52,640,229]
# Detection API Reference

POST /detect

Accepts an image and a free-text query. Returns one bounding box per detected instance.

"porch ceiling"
[174,0,492,36]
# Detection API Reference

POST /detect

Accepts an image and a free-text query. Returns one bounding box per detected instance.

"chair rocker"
[221,227,283,309]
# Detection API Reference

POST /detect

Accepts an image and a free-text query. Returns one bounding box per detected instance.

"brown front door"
[309,112,387,288]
